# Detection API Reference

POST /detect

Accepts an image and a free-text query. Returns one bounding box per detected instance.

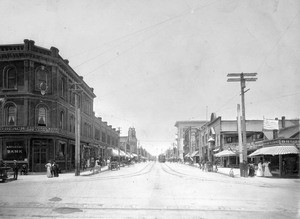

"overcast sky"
[1,0,299,155]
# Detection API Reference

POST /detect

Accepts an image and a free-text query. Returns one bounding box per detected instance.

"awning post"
[279,155,282,177]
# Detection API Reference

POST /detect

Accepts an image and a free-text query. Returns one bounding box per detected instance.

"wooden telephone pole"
[227,73,257,177]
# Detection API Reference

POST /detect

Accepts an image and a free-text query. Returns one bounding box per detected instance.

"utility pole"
[237,104,243,176]
[70,83,82,176]
[227,73,257,177]
[117,127,121,168]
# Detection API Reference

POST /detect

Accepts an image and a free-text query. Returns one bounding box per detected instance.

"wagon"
[0,167,11,182]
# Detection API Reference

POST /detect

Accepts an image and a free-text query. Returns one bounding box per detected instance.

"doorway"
[32,140,48,172]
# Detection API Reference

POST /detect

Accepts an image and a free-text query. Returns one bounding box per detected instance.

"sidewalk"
[182,162,241,177]
[5,165,110,182]
[217,167,240,177]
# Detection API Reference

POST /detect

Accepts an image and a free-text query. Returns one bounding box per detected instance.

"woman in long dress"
[263,161,272,177]
[45,161,52,178]
[257,161,264,177]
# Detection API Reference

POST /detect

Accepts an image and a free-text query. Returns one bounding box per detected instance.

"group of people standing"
[45,160,60,178]
[255,159,272,177]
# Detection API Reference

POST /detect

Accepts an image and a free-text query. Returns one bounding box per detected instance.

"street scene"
[0,0,299,219]
[0,161,299,218]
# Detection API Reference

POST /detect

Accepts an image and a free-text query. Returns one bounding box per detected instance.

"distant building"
[175,120,207,160]
[120,127,138,155]
[0,40,119,172]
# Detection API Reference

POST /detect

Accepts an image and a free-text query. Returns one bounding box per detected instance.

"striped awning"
[214,150,237,157]
[248,146,299,157]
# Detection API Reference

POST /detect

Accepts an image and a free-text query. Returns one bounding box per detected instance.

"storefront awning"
[119,150,127,157]
[184,153,190,158]
[248,146,299,157]
[214,150,237,157]
[191,150,199,157]
[213,148,220,152]
[107,147,119,156]
[208,137,215,142]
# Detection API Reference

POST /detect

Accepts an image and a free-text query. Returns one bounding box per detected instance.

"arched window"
[59,111,64,129]
[3,65,17,89]
[35,66,48,90]
[38,107,47,126]
[4,103,17,126]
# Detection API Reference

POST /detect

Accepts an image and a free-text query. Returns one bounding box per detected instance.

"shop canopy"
[191,151,199,157]
[107,148,119,157]
[214,150,237,157]
[119,150,127,157]
[248,146,299,157]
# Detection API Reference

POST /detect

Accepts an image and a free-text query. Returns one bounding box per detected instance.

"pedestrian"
[0,160,4,167]
[45,160,52,178]
[20,164,28,175]
[52,161,59,177]
[248,161,255,177]
[107,157,111,169]
[282,159,287,175]
[263,161,272,177]
[257,159,264,177]
[12,160,19,180]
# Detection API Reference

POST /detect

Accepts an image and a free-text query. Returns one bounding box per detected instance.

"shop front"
[249,145,299,177]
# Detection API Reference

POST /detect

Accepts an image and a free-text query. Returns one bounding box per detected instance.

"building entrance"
[32,140,48,172]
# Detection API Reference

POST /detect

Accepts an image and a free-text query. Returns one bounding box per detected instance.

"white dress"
[263,162,272,177]
[256,162,264,177]
[45,163,52,178]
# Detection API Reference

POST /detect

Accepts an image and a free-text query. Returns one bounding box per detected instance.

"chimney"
[281,116,286,128]
[28,40,35,50]
[273,118,279,139]
[50,47,59,58]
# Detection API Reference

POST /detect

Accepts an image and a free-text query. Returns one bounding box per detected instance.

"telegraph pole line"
[70,83,83,176]
[227,73,257,177]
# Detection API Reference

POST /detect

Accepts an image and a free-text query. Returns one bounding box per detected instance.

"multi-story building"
[197,113,299,168]
[175,120,207,160]
[120,127,138,155]
[0,39,119,172]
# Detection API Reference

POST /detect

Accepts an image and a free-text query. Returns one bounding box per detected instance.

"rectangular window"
[95,129,100,140]
[3,141,26,161]
[102,132,106,143]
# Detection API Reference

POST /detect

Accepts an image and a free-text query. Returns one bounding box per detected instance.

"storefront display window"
[3,141,26,161]
[56,141,66,159]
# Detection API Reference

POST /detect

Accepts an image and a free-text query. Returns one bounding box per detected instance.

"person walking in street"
[12,160,19,180]
[45,161,52,178]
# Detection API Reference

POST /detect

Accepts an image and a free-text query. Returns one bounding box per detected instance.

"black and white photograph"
[0,0,299,218]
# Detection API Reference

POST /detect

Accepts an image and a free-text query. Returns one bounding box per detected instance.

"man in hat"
[12,160,19,180]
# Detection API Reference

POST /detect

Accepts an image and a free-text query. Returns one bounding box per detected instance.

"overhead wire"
[72,0,218,63]
[76,0,220,77]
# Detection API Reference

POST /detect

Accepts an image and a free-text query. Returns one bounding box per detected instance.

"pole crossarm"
[227,78,257,82]
[227,73,257,77]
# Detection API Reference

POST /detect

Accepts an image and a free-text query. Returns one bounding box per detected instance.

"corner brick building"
[0,39,119,172]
